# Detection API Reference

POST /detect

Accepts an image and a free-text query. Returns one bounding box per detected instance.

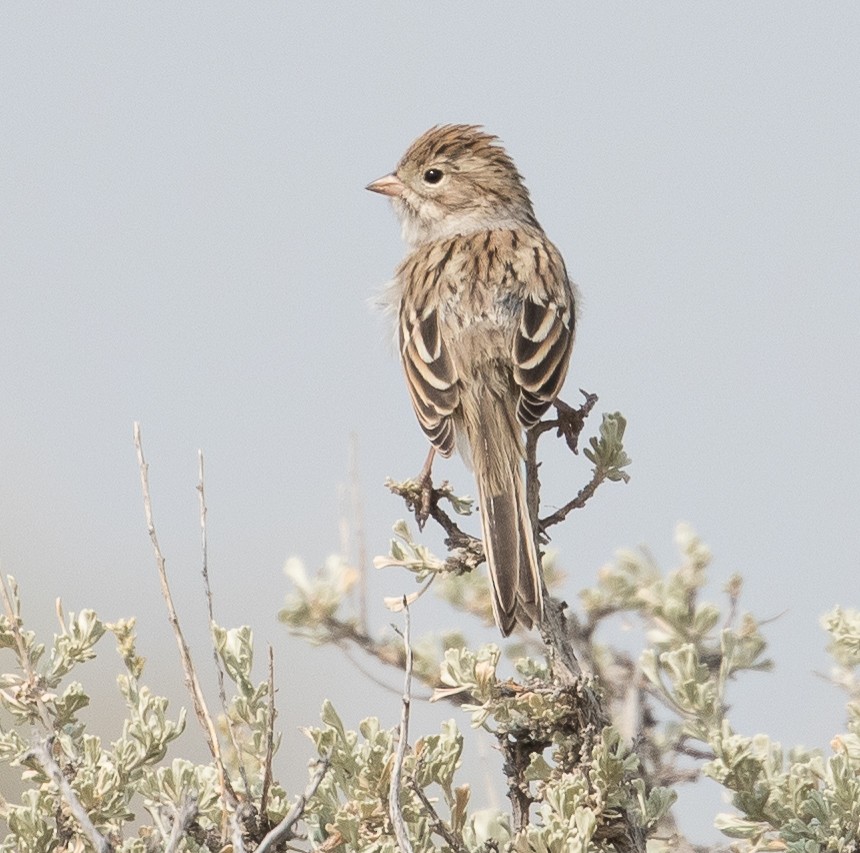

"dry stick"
[538,467,606,532]
[260,645,276,820]
[337,642,410,697]
[323,613,469,705]
[389,597,415,853]
[27,739,113,853]
[409,781,468,853]
[255,758,330,853]
[349,433,370,632]
[337,482,351,577]
[197,450,251,802]
[198,450,212,627]
[133,424,235,807]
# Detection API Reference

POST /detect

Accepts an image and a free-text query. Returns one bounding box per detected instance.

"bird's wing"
[399,294,459,456]
[512,237,575,427]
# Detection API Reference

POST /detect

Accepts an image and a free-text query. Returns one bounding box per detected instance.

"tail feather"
[470,405,543,636]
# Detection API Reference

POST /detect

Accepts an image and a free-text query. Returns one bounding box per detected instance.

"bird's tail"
[463,393,543,636]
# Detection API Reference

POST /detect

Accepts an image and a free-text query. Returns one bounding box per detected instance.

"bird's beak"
[366,173,405,197]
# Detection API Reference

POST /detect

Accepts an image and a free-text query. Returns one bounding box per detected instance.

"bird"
[367,125,576,636]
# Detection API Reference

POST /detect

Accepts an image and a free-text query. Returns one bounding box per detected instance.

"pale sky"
[2,4,859,844]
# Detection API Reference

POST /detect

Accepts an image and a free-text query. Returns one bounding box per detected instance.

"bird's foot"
[413,462,435,531]
[394,447,437,530]
[554,391,598,454]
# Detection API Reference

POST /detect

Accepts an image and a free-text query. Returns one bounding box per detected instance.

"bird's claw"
[554,391,598,454]
[415,469,434,530]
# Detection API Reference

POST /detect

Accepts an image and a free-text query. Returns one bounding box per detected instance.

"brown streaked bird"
[367,125,576,636]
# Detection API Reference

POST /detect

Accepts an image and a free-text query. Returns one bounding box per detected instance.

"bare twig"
[316,614,472,707]
[336,642,420,698]
[525,391,598,530]
[164,794,198,853]
[673,740,715,762]
[386,479,480,551]
[338,481,350,568]
[409,781,468,853]
[197,449,250,801]
[558,393,599,448]
[538,467,607,532]
[323,617,405,667]
[350,433,370,632]
[256,759,330,853]
[198,449,213,627]
[27,739,113,853]
[133,424,235,806]
[389,596,414,853]
[385,479,485,578]
[260,645,276,819]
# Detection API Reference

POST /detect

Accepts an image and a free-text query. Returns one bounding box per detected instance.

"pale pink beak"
[366,173,405,197]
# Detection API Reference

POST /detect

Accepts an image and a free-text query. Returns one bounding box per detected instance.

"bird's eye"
[423,168,444,184]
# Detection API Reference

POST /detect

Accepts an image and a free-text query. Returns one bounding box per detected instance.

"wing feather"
[400,301,459,456]
[512,240,575,428]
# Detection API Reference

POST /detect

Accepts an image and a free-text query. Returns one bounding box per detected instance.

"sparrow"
[367,125,576,636]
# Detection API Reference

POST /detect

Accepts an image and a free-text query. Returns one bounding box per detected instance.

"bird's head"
[367,124,537,246]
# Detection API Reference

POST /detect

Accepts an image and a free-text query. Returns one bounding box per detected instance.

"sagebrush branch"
[27,739,113,853]
[409,780,469,853]
[165,795,199,853]
[256,759,330,853]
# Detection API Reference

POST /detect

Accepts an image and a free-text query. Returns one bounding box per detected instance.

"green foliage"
[274,463,860,853]
[584,413,632,484]
[301,701,468,852]
[376,520,448,582]
[0,576,286,851]
[579,529,860,852]
[3,404,858,852]
[823,608,860,739]
[281,554,362,643]
[4,517,859,852]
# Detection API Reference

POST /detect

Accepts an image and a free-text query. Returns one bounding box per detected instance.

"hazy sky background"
[2,4,858,844]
